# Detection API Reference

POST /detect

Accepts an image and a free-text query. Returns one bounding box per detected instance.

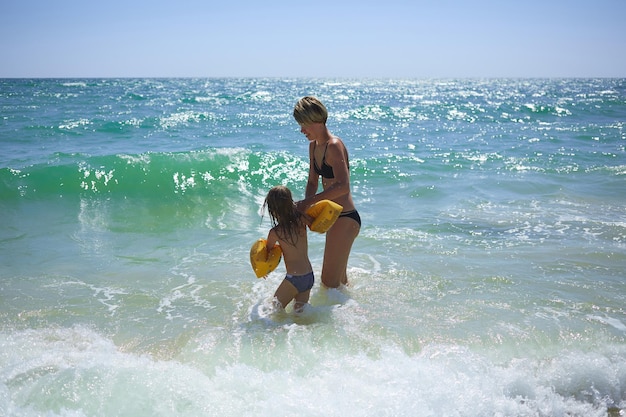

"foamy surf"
[1,325,624,417]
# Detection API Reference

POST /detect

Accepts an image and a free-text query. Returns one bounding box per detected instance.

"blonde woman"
[293,96,361,288]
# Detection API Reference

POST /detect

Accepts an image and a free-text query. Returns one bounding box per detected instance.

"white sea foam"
[1,326,624,417]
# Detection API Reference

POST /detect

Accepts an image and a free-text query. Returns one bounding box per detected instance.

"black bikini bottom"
[339,210,361,227]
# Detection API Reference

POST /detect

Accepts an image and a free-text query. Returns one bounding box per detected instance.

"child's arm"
[266,227,278,252]
[302,213,313,228]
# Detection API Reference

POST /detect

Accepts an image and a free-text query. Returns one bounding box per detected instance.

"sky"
[1,0,625,78]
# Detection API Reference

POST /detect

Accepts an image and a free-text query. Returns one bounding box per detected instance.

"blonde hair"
[293,96,328,125]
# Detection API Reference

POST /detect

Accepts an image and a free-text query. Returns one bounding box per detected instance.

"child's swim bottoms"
[285,271,314,292]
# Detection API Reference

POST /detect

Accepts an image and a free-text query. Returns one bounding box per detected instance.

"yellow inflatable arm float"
[306,200,343,233]
[249,238,282,278]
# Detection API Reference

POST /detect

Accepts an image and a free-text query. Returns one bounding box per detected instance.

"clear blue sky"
[1,0,625,78]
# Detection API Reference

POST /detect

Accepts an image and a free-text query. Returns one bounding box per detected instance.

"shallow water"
[1,78,625,416]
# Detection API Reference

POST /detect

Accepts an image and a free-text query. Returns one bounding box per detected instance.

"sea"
[1,78,625,417]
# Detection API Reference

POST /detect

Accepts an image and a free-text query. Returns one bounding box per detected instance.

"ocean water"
[1,78,625,417]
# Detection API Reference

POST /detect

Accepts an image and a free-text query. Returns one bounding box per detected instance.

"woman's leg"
[321,216,360,288]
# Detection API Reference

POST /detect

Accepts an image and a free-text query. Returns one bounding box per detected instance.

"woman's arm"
[297,142,320,211]
[304,141,319,199]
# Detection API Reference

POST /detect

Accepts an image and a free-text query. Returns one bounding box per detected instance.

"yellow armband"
[249,238,282,278]
[306,200,343,233]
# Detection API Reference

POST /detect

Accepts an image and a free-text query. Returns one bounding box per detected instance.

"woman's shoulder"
[327,136,348,157]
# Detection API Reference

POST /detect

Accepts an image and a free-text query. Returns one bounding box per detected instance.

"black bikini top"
[313,142,349,179]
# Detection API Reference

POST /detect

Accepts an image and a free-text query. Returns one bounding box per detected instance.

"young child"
[264,185,314,312]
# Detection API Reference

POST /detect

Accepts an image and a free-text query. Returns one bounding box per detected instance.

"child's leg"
[293,289,311,313]
[273,279,298,309]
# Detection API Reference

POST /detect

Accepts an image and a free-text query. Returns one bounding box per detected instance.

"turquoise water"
[1,78,625,416]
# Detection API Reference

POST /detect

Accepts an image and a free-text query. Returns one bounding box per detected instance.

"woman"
[293,96,361,288]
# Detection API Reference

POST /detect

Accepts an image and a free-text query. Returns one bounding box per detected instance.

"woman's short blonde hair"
[293,96,328,125]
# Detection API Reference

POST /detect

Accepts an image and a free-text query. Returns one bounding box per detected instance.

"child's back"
[268,220,311,276]
[264,186,314,312]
